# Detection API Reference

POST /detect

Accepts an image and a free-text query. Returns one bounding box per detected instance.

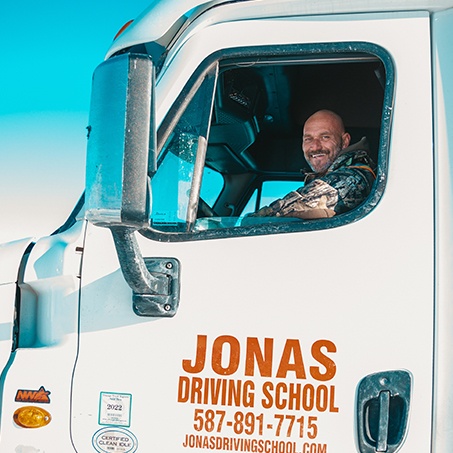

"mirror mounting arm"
[111,226,181,317]
[111,226,168,295]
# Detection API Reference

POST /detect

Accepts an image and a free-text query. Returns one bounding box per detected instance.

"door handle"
[356,370,411,453]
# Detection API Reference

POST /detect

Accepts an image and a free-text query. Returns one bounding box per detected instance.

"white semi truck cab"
[2,0,453,451]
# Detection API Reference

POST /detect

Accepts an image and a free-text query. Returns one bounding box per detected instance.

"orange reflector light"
[13,406,51,428]
[114,19,134,40]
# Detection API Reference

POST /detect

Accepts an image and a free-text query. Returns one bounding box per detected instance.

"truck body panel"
[0,221,85,451]
[431,8,453,451]
[76,9,433,453]
[2,1,453,452]
[107,0,453,59]
[0,238,33,377]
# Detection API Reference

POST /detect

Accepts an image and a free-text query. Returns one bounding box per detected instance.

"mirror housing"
[84,53,180,318]
[85,53,155,228]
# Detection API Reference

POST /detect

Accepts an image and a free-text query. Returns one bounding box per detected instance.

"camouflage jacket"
[253,142,376,219]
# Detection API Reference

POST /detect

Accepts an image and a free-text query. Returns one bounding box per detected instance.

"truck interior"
[150,47,388,234]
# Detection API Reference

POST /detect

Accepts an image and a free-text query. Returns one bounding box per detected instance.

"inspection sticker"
[92,427,138,453]
[99,392,132,427]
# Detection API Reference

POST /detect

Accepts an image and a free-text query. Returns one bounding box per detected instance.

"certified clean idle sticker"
[99,392,132,427]
[92,427,138,453]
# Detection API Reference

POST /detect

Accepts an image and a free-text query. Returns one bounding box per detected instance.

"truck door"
[72,10,434,453]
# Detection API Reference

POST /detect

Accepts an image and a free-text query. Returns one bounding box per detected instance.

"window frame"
[141,41,394,242]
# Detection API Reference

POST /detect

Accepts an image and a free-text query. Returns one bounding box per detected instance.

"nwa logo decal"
[15,386,51,404]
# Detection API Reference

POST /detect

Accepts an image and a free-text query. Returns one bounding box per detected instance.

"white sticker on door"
[99,392,132,427]
[92,427,138,453]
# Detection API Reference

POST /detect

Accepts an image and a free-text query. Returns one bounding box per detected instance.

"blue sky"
[0,1,152,243]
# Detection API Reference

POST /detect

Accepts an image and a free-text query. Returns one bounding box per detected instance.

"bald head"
[306,110,345,133]
[302,110,351,173]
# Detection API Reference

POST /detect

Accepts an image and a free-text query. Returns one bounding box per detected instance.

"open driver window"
[147,43,392,239]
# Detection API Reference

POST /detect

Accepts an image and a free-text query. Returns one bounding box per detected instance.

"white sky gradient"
[0,1,151,243]
[0,112,87,242]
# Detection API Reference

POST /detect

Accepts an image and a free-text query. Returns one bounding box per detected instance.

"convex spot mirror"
[85,53,156,228]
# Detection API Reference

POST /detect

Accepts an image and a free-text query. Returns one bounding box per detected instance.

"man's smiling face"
[302,110,351,173]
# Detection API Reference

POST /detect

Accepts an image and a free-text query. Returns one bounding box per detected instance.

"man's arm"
[251,164,374,219]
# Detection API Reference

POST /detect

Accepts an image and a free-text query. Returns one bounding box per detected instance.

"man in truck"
[250,109,376,219]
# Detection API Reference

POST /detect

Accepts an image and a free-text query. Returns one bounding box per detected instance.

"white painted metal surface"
[0,221,86,451]
[0,238,33,394]
[0,237,33,285]
[432,8,453,451]
[107,0,453,59]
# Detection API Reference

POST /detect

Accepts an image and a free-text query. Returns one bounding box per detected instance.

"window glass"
[200,168,224,207]
[151,134,198,229]
[241,189,258,217]
[259,181,305,210]
[151,66,217,231]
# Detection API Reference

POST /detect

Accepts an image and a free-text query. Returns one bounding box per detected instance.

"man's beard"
[308,143,343,174]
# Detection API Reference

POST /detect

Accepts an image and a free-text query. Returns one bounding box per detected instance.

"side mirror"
[84,54,180,318]
[85,53,155,228]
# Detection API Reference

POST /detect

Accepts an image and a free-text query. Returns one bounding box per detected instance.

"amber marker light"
[114,19,134,40]
[13,406,51,428]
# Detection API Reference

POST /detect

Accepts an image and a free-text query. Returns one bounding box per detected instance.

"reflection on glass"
[151,133,198,230]
[200,168,224,207]
[260,180,305,209]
